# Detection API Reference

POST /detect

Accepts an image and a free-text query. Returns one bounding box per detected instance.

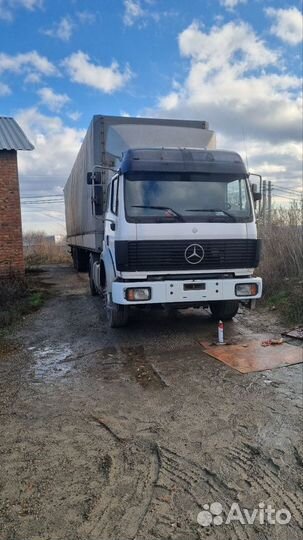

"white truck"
[64,115,262,327]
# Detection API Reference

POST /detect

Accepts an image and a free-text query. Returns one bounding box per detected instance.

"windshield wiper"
[185,209,237,222]
[131,205,185,222]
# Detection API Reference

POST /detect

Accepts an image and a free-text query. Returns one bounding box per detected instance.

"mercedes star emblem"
[184,243,205,264]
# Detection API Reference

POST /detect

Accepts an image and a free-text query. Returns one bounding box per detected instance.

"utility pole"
[268,180,272,224]
[262,180,267,223]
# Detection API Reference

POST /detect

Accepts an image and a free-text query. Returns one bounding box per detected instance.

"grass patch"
[266,281,303,326]
[0,274,50,336]
[29,291,44,309]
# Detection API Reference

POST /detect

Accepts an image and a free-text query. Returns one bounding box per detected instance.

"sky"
[0,0,302,234]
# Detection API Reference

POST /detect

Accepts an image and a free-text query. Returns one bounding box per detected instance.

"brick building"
[0,117,34,277]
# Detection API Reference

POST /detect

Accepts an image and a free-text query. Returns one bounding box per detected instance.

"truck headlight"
[235,283,258,296]
[125,287,151,301]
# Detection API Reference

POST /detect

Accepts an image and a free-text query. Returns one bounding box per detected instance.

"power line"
[272,186,302,196]
[20,174,67,178]
[21,194,64,199]
[22,207,64,214]
[272,194,302,201]
[22,210,65,223]
[21,201,65,205]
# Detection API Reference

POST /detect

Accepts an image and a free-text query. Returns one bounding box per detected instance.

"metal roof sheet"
[0,117,34,151]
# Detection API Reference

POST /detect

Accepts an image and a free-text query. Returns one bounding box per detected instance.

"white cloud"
[17,0,42,7]
[0,50,57,76]
[43,16,74,41]
[37,87,70,112]
[123,0,145,26]
[0,0,42,21]
[24,71,41,84]
[178,21,277,68]
[16,107,86,233]
[76,10,96,25]
[158,92,180,111]
[220,0,247,9]
[0,81,10,95]
[123,0,177,27]
[150,20,302,190]
[68,110,82,121]
[16,107,84,179]
[63,51,133,94]
[265,7,303,46]
[42,11,96,41]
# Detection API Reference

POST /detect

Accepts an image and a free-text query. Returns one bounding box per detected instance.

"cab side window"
[111,177,119,215]
[106,184,111,212]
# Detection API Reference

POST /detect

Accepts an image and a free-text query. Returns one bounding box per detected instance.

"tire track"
[79,440,160,540]
[158,447,251,540]
[228,446,303,528]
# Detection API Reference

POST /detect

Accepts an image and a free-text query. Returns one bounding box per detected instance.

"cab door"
[104,175,119,260]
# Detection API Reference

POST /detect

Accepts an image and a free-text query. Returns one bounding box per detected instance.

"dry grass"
[258,202,303,324]
[24,232,70,267]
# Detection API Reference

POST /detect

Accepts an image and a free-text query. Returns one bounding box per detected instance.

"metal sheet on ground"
[200,340,303,373]
[282,326,303,340]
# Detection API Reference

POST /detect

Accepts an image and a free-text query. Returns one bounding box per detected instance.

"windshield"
[124,172,252,223]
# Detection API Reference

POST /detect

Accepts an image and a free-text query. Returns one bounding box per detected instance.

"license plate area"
[183,283,206,291]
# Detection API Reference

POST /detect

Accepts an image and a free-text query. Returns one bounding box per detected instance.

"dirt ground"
[0,265,302,540]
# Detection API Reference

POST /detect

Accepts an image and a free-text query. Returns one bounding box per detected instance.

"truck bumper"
[112,277,262,305]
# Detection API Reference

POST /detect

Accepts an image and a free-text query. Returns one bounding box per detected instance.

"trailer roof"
[92,114,209,130]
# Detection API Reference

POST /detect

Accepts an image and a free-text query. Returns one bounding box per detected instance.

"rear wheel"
[209,300,239,321]
[72,247,89,272]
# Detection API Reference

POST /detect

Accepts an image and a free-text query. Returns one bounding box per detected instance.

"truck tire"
[89,254,98,296]
[72,247,77,270]
[209,300,239,321]
[72,247,89,272]
[106,295,129,328]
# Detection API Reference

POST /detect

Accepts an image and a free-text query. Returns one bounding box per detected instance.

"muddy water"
[0,265,302,540]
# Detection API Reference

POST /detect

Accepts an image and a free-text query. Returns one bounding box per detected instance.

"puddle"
[27,343,169,387]
[29,344,73,382]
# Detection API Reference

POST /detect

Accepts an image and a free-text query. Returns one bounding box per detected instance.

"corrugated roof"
[0,117,34,151]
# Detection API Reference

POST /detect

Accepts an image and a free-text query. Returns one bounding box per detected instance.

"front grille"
[115,239,261,272]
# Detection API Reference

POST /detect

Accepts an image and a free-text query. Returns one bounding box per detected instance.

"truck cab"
[91,147,262,327]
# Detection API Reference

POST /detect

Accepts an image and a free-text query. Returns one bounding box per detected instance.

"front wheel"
[105,294,129,328]
[209,300,239,321]
[89,254,98,296]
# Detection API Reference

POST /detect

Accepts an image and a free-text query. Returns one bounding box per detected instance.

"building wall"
[0,150,25,277]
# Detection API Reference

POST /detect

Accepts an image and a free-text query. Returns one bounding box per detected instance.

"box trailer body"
[64,115,262,328]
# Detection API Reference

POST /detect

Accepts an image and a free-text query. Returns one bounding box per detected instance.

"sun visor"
[120,148,247,175]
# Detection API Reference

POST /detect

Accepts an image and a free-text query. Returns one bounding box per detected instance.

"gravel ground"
[0,265,302,540]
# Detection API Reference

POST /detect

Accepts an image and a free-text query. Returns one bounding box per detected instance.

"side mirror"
[251,182,261,202]
[88,171,103,215]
